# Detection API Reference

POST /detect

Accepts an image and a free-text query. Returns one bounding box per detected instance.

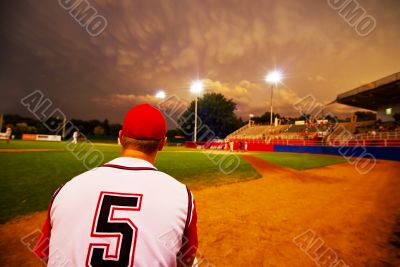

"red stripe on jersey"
[184,186,192,232]
[177,188,198,267]
[33,185,64,261]
[102,164,157,171]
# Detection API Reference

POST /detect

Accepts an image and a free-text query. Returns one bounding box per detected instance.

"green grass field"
[0,141,260,223]
[0,140,347,223]
[0,140,122,150]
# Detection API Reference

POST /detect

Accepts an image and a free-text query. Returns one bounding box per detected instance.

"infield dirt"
[0,156,399,266]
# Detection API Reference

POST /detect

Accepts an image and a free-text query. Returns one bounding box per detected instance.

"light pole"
[0,114,3,132]
[190,80,203,143]
[62,115,67,140]
[249,114,254,126]
[265,70,282,127]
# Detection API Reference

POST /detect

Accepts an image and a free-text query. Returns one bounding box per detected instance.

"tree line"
[2,93,386,141]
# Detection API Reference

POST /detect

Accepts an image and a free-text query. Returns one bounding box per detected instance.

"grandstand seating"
[225,120,400,147]
[226,124,289,140]
[285,124,306,133]
[326,121,375,144]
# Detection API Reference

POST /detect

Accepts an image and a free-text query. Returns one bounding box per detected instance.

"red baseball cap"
[121,103,166,140]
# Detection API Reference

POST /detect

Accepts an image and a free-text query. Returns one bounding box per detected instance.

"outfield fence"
[185,138,400,161]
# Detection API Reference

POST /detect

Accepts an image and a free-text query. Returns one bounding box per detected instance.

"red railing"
[185,138,400,149]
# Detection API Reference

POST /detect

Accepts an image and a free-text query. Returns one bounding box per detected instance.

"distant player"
[34,104,198,266]
[72,130,79,144]
[5,125,12,144]
[238,141,243,152]
[244,141,248,152]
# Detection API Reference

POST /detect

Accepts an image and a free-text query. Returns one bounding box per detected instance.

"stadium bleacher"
[226,124,289,140]
[225,120,400,147]
[224,72,400,148]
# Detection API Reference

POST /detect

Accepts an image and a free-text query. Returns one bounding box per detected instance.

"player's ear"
[118,130,123,146]
[158,137,167,151]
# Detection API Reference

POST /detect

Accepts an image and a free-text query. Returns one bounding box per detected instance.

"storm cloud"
[1,0,399,124]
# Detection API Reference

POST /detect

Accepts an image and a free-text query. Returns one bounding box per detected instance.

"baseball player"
[5,126,12,144]
[72,130,79,144]
[34,104,198,267]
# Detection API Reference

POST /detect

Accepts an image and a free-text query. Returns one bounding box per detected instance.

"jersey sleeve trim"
[33,184,64,261]
[184,186,193,232]
[177,187,198,266]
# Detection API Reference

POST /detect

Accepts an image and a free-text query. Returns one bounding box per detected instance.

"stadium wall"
[185,141,400,161]
[273,145,400,161]
[185,141,274,151]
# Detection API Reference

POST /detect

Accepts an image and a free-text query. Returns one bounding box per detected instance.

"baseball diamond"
[2,1,400,266]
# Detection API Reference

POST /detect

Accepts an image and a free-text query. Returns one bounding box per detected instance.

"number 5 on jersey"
[86,192,143,267]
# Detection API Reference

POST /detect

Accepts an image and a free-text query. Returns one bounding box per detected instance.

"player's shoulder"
[62,160,188,191]
[53,167,100,194]
[57,157,192,198]
[153,169,188,190]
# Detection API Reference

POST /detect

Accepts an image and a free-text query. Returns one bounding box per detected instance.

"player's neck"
[120,149,157,165]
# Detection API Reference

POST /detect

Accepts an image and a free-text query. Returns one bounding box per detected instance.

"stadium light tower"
[0,114,3,133]
[62,114,67,140]
[265,70,282,127]
[190,80,204,143]
[155,90,166,99]
[249,114,254,126]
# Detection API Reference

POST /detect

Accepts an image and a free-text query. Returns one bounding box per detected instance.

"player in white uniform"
[34,104,198,267]
[5,126,12,144]
[72,130,79,144]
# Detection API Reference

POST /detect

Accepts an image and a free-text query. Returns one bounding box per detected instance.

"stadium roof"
[335,72,400,111]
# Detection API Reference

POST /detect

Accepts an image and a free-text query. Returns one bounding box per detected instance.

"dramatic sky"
[1,0,399,124]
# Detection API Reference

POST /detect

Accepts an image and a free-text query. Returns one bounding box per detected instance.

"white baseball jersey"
[34,157,198,267]
[5,127,12,137]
